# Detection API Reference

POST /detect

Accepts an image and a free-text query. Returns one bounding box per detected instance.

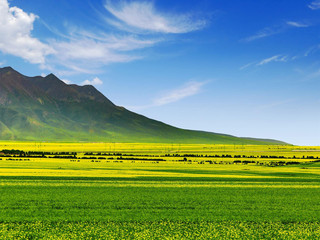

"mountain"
[0,67,286,144]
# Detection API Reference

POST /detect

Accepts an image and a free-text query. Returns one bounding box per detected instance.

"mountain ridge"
[0,66,287,144]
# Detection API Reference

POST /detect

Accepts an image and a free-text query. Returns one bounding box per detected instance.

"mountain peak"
[1,66,13,71]
[44,73,64,83]
[46,73,56,78]
[0,66,17,74]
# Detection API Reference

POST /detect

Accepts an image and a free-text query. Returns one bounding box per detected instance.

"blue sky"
[0,0,319,145]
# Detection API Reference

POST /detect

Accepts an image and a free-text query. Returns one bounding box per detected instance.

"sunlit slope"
[0,67,286,144]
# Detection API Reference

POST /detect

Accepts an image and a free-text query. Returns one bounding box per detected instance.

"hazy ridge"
[0,67,286,144]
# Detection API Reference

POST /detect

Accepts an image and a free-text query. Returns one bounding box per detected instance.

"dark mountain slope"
[0,67,287,144]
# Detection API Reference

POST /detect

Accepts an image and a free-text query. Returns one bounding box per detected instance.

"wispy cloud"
[81,77,103,86]
[286,21,309,28]
[239,62,255,70]
[243,20,310,42]
[243,26,282,42]
[304,44,320,57]
[308,0,320,10]
[240,55,289,70]
[246,43,320,71]
[154,81,206,106]
[104,1,206,34]
[257,55,288,66]
[128,81,208,110]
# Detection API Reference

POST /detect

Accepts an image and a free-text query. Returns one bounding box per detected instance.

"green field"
[0,143,320,239]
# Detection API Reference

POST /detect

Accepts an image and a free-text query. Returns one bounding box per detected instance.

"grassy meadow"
[0,142,320,239]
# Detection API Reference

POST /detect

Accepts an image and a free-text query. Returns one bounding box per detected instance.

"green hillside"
[0,67,287,144]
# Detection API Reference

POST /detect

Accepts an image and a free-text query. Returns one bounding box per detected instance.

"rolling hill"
[0,67,286,144]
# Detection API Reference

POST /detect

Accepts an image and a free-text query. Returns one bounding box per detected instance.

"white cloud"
[257,55,288,66]
[287,21,309,28]
[0,0,160,73]
[0,0,54,64]
[0,0,206,75]
[104,1,206,33]
[309,0,320,10]
[49,34,157,71]
[81,77,103,86]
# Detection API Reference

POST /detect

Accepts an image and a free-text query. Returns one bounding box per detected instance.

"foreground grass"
[1,177,320,239]
[0,143,319,239]
[1,221,320,239]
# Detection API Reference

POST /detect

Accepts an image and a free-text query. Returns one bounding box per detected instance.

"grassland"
[0,143,320,239]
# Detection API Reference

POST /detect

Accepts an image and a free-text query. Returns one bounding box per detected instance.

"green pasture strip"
[1,183,320,222]
[1,179,320,188]
[1,221,320,240]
